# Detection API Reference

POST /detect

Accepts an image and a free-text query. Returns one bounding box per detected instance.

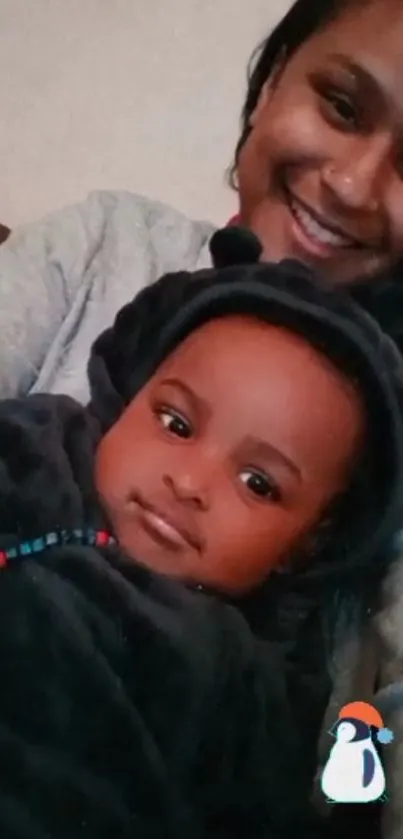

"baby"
[0,228,402,839]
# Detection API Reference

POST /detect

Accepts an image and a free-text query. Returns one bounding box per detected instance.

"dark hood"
[351,268,403,356]
[88,227,403,595]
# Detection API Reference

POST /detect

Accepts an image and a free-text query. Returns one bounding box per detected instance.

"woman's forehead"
[305,0,403,87]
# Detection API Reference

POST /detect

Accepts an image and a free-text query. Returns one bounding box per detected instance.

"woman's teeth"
[290,198,354,249]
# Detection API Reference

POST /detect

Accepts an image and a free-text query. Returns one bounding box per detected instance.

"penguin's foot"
[325,798,335,804]
[379,793,389,802]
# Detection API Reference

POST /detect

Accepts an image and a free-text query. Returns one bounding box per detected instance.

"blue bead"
[32,538,45,552]
[45,533,58,546]
[20,542,32,555]
[7,548,17,559]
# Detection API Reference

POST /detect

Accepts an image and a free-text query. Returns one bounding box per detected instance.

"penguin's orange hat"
[339,701,394,744]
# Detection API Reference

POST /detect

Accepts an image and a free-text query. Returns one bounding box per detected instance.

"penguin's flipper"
[363,748,376,788]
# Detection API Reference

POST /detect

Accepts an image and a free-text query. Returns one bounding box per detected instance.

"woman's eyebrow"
[242,435,302,482]
[327,53,386,102]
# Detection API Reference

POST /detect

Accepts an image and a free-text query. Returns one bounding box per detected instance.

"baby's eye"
[158,408,192,439]
[240,468,281,502]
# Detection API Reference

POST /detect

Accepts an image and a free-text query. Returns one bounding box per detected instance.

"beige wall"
[0,0,290,227]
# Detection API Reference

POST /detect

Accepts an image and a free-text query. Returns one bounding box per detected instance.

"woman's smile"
[286,189,363,254]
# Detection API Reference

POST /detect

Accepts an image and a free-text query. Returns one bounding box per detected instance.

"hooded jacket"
[0,228,403,839]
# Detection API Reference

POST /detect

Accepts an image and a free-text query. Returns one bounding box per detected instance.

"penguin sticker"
[320,701,394,804]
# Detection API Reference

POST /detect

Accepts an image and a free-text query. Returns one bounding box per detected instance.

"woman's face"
[237,0,403,285]
[95,317,364,595]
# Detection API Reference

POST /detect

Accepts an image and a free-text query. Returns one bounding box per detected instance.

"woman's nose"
[321,136,390,212]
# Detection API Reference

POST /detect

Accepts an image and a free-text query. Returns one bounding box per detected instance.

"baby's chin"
[111,516,262,598]
[115,523,198,581]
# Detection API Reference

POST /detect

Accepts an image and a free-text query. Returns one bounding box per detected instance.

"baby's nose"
[163,468,210,511]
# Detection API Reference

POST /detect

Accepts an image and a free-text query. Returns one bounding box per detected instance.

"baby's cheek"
[111,517,139,560]
[94,436,132,522]
[214,508,306,590]
[203,505,267,590]
[93,435,112,503]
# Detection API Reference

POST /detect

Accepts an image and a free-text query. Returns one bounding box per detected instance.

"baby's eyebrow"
[242,436,302,482]
[158,377,211,416]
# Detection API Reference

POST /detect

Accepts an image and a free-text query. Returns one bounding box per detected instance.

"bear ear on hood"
[209,226,262,268]
[209,226,314,284]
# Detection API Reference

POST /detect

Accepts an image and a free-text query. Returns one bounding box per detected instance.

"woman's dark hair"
[231,0,361,183]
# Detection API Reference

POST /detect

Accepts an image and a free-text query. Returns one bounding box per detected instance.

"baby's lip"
[135,493,202,552]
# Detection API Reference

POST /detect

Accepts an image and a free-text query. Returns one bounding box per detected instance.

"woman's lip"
[285,190,364,258]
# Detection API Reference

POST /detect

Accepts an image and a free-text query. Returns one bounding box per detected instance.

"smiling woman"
[235,0,403,285]
[4,0,403,405]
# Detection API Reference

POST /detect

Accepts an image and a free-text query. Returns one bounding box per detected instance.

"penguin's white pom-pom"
[377,728,394,745]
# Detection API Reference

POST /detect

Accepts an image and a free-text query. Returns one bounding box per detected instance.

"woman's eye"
[158,408,192,439]
[240,468,281,502]
[323,90,360,128]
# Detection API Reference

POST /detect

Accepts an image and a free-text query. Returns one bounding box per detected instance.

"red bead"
[95,530,110,546]
[0,551,7,567]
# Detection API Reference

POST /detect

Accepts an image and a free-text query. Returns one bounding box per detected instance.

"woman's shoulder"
[5,188,216,288]
[0,191,217,402]
[80,189,217,272]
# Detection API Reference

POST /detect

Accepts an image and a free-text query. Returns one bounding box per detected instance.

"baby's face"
[95,316,365,595]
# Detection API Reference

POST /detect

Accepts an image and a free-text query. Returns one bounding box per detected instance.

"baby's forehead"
[153,315,346,388]
[156,315,310,368]
[149,315,363,428]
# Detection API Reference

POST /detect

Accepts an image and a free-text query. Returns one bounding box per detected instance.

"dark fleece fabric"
[1,228,403,839]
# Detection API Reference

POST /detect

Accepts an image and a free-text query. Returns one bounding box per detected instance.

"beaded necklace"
[0,528,115,568]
